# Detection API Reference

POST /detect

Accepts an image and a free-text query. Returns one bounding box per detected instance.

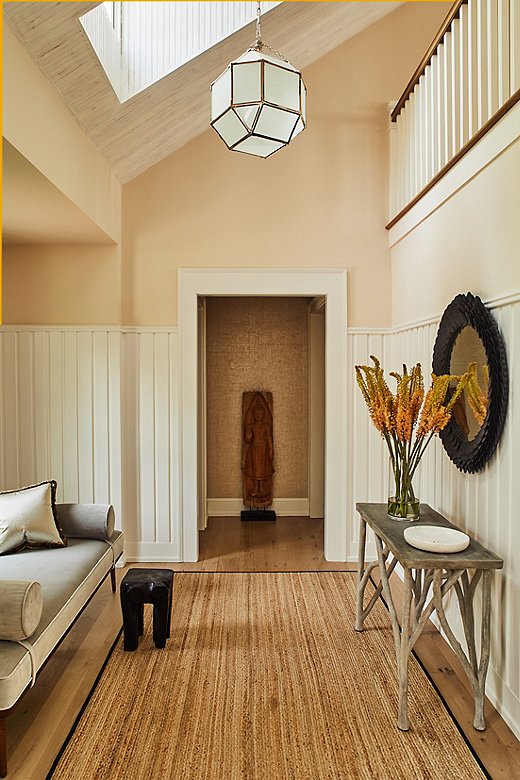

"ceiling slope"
[4,2,402,183]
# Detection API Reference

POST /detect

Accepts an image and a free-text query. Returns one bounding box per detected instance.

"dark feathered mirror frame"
[432,292,508,473]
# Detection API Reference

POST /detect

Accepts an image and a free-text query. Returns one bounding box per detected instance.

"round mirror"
[449,326,488,441]
[432,293,508,473]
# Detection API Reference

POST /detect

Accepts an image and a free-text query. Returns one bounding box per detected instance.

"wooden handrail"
[386,88,520,229]
[391,0,467,123]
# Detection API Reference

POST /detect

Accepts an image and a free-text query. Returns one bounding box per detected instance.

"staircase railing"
[388,0,520,227]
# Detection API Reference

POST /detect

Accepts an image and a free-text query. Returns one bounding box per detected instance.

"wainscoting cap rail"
[0,324,179,333]
[347,291,520,335]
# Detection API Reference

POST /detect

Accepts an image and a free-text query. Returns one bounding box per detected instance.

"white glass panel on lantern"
[291,116,305,138]
[212,109,248,147]
[264,63,300,110]
[301,82,307,119]
[235,105,260,130]
[211,68,231,121]
[233,136,285,158]
[255,104,298,143]
[232,61,262,105]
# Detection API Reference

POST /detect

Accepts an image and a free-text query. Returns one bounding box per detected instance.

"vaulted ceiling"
[4,2,402,183]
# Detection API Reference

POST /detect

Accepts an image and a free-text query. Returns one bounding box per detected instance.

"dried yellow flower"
[355,356,487,513]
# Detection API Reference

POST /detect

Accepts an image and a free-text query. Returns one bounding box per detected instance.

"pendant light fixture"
[210,2,306,158]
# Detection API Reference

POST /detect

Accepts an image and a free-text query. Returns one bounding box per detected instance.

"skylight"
[80,2,280,103]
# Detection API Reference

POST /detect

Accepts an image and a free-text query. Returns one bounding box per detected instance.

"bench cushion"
[0,531,123,711]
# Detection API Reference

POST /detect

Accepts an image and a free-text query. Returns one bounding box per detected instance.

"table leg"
[397,568,413,731]
[355,516,367,631]
[374,536,402,663]
[475,570,492,729]
[433,568,492,730]
[356,519,398,631]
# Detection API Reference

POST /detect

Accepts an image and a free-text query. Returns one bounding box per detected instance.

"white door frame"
[308,299,326,518]
[179,268,348,562]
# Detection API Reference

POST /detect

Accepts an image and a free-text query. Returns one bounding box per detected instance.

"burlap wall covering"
[206,297,310,500]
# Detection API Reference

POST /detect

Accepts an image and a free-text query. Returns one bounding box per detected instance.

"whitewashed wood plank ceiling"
[4,2,402,183]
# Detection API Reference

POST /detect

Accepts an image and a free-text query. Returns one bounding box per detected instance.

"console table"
[355,503,503,732]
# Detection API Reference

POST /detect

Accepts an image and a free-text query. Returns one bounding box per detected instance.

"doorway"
[200,296,323,529]
[179,268,348,562]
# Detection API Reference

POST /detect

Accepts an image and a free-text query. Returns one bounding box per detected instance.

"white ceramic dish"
[404,525,470,553]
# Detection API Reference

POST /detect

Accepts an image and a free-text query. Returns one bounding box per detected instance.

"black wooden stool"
[120,568,173,650]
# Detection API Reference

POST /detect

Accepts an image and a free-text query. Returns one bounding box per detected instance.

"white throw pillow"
[0,481,66,555]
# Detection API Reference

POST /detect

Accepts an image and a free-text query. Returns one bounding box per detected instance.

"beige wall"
[2,2,449,327]
[2,23,123,325]
[121,3,450,328]
[206,297,309,500]
[3,25,122,243]
[3,245,122,325]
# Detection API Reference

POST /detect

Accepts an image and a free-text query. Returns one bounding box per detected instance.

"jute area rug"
[52,573,485,780]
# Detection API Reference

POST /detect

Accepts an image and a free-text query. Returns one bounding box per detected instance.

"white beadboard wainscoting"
[0,326,182,562]
[0,296,518,736]
[0,327,123,513]
[122,329,182,561]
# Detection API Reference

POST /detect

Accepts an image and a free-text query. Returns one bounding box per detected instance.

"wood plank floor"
[4,516,519,779]
[173,516,354,572]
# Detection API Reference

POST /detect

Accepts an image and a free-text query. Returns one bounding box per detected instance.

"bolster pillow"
[0,580,43,640]
[56,504,115,541]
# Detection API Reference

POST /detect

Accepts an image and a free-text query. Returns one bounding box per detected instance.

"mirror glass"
[449,326,489,441]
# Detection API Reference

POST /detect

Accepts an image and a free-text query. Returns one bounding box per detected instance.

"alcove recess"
[203,296,324,518]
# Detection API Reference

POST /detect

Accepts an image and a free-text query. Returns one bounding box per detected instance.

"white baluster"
[416,77,424,192]
[444,30,453,161]
[487,0,500,117]
[388,102,398,219]
[451,17,462,157]
[460,3,470,146]
[477,0,490,126]
[510,0,520,92]
[497,0,510,103]
[468,0,479,137]
[408,91,416,200]
[424,64,434,182]
[438,41,447,168]
[431,54,440,177]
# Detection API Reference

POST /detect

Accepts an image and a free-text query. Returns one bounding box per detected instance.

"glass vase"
[387,458,420,520]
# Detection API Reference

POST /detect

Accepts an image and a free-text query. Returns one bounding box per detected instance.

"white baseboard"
[207,498,310,517]
[486,666,520,741]
[125,542,181,562]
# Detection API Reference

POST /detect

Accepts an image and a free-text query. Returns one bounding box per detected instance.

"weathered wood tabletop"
[356,502,503,570]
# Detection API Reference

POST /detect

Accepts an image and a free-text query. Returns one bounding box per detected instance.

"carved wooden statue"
[241,391,275,509]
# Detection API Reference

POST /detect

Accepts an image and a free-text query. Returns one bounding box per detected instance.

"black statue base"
[241,509,277,521]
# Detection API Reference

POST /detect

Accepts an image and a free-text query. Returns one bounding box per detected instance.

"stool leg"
[165,580,173,638]
[152,594,168,648]
[138,603,144,637]
[121,600,140,651]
